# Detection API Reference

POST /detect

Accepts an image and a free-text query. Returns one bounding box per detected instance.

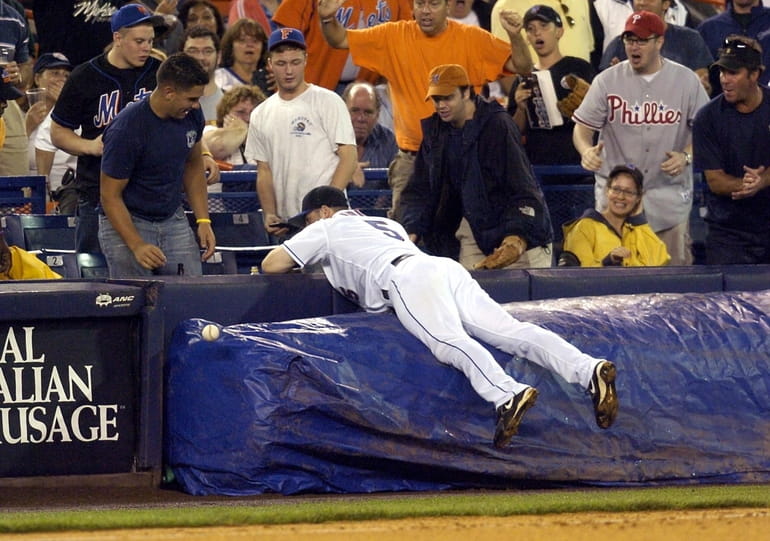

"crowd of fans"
[1,0,769,280]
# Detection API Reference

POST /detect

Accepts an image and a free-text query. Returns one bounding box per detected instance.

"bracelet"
[321,16,335,24]
[201,151,213,158]
[196,218,212,224]
[683,151,692,165]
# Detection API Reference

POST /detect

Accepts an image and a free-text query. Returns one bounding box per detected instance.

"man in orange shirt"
[274,0,413,92]
[318,0,533,218]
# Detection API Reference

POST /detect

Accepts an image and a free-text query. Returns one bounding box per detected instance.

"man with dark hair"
[181,25,223,124]
[98,52,215,278]
[693,35,770,264]
[262,185,618,448]
[401,64,553,270]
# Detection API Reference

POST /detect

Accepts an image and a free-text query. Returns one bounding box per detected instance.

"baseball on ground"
[201,324,220,341]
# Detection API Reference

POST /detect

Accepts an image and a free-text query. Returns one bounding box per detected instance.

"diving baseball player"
[262,186,619,448]
[572,11,709,266]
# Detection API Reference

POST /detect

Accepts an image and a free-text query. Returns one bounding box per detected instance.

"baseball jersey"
[692,87,770,235]
[572,59,709,232]
[51,53,161,202]
[347,20,512,151]
[101,98,204,221]
[245,84,356,218]
[273,0,413,90]
[282,209,422,312]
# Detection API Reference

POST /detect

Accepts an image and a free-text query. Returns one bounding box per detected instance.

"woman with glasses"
[561,165,670,266]
[215,18,272,94]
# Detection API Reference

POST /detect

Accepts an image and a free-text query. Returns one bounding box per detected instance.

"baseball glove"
[557,74,590,118]
[473,235,527,270]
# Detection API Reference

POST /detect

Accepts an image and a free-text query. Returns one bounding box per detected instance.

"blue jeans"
[76,198,101,253]
[98,207,202,278]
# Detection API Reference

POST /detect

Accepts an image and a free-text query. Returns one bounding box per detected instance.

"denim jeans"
[98,207,202,278]
[76,197,101,253]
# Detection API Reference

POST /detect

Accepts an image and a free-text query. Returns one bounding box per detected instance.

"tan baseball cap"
[425,64,470,101]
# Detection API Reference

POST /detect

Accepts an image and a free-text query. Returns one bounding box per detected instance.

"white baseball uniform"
[282,209,604,409]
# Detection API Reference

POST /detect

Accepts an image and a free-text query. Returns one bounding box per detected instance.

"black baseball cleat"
[493,386,538,448]
[589,361,618,429]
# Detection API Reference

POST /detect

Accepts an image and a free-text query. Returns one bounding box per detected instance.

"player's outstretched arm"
[262,246,297,273]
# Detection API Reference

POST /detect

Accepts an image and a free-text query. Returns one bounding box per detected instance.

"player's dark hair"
[158,52,210,89]
[181,25,221,53]
[608,164,644,193]
[460,85,476,99]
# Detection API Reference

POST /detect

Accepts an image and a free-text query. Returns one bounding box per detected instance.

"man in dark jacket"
[400,64,553,269]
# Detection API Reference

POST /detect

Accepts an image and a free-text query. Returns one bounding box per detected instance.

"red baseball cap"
[623,11,665,39]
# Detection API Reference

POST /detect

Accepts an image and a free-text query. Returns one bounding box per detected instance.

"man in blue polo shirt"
[99,53,216,277]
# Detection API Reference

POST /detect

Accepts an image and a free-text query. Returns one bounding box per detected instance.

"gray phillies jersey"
[573,59,709,231]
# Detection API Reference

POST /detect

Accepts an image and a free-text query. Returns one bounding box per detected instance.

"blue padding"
[166,291,770,495]
[529,267,723,299]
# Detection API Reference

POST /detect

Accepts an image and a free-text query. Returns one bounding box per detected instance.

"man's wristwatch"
[683,151,692,165]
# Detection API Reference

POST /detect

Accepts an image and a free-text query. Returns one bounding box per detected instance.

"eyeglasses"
[608,186,639,198]
[184,47,217,56]
[622,35,658,46]
[558,1,576,27]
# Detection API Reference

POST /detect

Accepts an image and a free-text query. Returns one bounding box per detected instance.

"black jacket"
[400,96,553,259]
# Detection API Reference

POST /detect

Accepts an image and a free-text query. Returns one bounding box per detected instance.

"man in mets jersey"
[572,11,708,265]
[262,185,619,448]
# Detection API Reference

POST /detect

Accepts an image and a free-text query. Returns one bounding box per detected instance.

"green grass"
[0,484,768,533]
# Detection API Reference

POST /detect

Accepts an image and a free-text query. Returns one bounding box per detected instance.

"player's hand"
[264,212,289,236]
[732,165,767,200]
[580,141,603,171]
[318,0,343,19]
[203,153,221,184]
[132,243,167,270]
[609,246,631,264]
[499,10,523,35]
[661,150,687,177]
[514,84,532,108]
[197,222,216,261]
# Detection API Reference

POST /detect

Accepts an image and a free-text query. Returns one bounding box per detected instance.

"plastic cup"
[26,88,46,107]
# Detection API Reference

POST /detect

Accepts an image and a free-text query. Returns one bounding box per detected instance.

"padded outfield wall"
[163,268,770,495]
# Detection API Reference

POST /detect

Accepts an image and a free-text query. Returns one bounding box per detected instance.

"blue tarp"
[165,291,770,495]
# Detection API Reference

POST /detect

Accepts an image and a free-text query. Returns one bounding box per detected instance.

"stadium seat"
[188,212,273,273]
[76,253,109,279]
[1,214,77,252]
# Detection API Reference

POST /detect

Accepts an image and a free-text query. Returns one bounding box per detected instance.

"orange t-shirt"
[348,20,512,151]
[272,0,413,90]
